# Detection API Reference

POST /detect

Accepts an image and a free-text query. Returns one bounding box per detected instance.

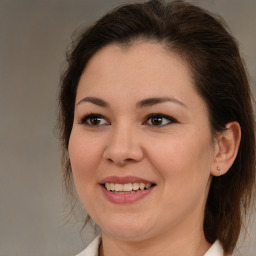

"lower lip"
[100,185,155,204]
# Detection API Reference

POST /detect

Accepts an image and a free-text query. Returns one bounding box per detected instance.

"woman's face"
[69,42,217,242]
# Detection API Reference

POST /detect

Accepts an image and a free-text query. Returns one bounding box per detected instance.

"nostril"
[103,142,144,165]
[109,158,140,166]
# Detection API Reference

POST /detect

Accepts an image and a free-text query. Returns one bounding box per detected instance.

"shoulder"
[76,235,101,256]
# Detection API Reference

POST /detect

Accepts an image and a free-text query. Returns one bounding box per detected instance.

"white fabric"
[76,235,101,256]
[204,240,224,256]
[76,235,224,256]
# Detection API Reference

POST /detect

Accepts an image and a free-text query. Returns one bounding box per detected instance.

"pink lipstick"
[99,176,156,204]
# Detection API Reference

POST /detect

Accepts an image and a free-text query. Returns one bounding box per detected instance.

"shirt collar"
[76,235,224,256]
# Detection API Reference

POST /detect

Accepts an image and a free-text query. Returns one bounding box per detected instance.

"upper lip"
[99,176,155,185]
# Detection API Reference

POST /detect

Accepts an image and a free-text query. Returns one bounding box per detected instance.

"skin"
[68,41,240,256]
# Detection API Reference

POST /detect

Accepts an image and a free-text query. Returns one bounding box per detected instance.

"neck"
[100,226,211,256]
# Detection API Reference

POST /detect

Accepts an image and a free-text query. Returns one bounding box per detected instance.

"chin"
[99,216,154,241]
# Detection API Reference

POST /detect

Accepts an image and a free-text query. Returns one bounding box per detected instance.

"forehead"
[77,41,196,98]
[84,41,191,76]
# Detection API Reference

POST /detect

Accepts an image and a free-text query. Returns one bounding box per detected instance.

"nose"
[103,124,144,166]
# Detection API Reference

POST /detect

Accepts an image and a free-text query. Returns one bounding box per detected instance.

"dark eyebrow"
[136,97,187,108]
[77,97,109,107]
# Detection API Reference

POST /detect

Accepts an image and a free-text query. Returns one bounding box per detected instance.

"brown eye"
[90,116,102,125]
[151,116,163,126]
[145,114,176,127]
[80,114,110,126]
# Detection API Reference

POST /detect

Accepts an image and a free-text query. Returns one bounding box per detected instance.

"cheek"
[68,130,108,217]
[146,131,213,190]
[68,130,103,190]
[145,133,213,220]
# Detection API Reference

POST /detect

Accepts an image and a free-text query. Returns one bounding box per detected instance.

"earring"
[217,166,222,176]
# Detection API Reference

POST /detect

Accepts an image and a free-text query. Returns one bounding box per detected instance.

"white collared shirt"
[76,235,224,256]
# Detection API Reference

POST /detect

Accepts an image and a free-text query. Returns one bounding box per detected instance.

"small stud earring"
[217,166,222,176]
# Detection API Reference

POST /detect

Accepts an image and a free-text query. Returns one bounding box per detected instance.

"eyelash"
[144,113,177,126]
[79,113,177,127]
[79,113,110,126]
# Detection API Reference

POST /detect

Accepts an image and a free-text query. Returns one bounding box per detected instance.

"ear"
[211,122,241,176]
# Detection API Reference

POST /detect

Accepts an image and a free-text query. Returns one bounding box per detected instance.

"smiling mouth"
[103,183,155,194]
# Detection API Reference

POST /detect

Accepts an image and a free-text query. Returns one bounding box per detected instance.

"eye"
[144,114,176,127]
[79,114,110,126]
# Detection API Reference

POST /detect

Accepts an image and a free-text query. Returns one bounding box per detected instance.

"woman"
[58,0,255,255]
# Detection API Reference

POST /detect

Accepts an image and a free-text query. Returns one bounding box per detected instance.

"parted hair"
[58,0,255,254]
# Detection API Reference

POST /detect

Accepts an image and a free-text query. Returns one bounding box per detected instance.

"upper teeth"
[104,183,152,192]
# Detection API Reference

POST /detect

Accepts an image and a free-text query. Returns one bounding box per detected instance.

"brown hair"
[58,0,255,254]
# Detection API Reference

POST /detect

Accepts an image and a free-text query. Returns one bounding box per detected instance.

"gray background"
[0,0,255,255]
